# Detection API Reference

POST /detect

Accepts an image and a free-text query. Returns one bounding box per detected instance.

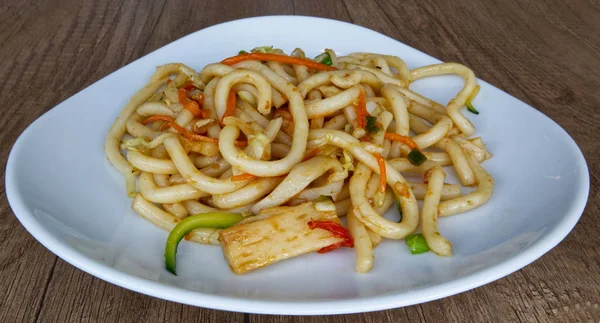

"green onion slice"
[405,233,430,255]
[314,52,332,66]
[407,148,427,166]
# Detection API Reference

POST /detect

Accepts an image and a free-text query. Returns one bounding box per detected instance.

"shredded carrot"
[384,132,419,150]
[141,115,175,125]
[231,173,257,181]
[183,82,197,90]
[159,122,171,131]
[178,88,189,103]
[142,114,219,143]
[302,148,320,162]
[221,90,236,124]
[197,93,204,106]
[183,100,203,118]
[307,220,354,253]
[235,140,248,147]
[169,123,219,144]
[200,109,211,119]
[356,86,367,128]
[221,53,337,71]
[374,153,386,194]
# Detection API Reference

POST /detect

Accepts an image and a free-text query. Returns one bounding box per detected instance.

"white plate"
[5,16,590,315]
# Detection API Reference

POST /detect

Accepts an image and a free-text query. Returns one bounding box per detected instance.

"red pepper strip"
[308,220,354,253]
[221,53,337,71]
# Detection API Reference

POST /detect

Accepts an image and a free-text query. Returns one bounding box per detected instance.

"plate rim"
[4,15,591,315]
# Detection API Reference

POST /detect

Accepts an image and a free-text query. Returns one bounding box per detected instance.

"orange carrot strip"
[221,53,337,71]
[235,140,248,147]
[183,82,197,90]
[384,132,419,150]
[356,86,367,128]
[141,115,175,125]
[197,93,204,106]
[302,148,320,162]
[159,122,171,131]
[200,109,211,119]
[374,153,386,194]
[221,90,236,124]
[231,173,258,181]
[168,122,219,144]
[142,114,218,143]
[178,88,190,103]
[183,100,203,118]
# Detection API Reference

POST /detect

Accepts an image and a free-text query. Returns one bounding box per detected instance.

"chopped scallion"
[314,52,332,66]
[405,233,429,255]
[407,148,427,166]
[365,115,380,134]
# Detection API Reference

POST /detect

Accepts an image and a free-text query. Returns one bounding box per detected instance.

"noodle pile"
[105,47,493,274]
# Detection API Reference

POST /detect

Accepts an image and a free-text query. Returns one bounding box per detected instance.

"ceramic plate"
[5,16,590,315]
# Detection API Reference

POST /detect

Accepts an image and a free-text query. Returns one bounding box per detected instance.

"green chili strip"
[466,102,479,115]
[165,212,243,275]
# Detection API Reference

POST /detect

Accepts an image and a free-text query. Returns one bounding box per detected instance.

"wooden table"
[1,0,598,322]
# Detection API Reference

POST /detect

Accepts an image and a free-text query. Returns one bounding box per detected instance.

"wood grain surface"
[1,0,599,322]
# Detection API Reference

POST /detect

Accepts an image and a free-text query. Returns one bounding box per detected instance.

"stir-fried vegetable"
[221,90,237,124]
[356,87,368,128]
[466,102,479,115]
[384,132,428,166]
[365,115,380,134]
[221,53,337,71]
[466,85,481,114]
[314,195,336,212]
[314,52,333,66]
[307,220,354,253]
[407,148,427,166]
[373,153,387,194]
[405,233,430,255]
[303,148,320,161]
[231,173,257,181]
[395,198,403,221]
[142,115,219,143]
[165,212,244,274]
